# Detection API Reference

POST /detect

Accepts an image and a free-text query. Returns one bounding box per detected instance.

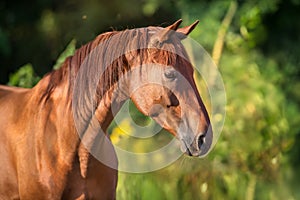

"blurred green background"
[1,0,300,199]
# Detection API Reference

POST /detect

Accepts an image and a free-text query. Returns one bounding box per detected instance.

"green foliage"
[8,64,40,88]
[53,39,76,70]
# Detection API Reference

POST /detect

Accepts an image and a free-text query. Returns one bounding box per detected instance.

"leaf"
[53,39,76,70]
[8,63,40,88]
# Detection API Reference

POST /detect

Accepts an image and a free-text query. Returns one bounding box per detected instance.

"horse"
[0,19,213,199]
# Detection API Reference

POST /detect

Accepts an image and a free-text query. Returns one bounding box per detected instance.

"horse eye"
[164,70,177,80]
[154,39,163,47]
[150,38,163,48]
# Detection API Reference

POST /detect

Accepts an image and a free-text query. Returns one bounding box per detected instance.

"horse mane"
[40,31,118,101]
[39,26,185,103]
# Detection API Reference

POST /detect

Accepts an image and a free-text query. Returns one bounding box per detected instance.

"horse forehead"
[146,26,162,34]
[136,26,193,75]
[145,27,182,45]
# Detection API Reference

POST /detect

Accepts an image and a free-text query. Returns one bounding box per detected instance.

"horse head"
[125,20,213,157]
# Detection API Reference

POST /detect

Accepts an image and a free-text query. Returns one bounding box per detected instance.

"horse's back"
[0,85,29,110]
[0,84,30,116]
[0,85,29,132]
[0,84,29,96]
[0,85,30,199]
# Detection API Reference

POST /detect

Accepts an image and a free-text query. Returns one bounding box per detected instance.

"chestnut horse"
[0,19,212,199]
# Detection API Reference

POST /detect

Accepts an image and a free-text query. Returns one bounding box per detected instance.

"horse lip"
[181,139,198,157]
[183,141,193,156]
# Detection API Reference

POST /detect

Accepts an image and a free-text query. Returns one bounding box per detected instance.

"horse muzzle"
[180,127,213,157]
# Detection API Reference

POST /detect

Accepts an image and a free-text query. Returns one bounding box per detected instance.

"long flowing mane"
[39,26,185,104]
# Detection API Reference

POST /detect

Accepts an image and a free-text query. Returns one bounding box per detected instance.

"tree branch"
[212,1,237,67]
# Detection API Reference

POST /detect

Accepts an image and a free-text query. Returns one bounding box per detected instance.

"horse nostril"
[198,135,205,150]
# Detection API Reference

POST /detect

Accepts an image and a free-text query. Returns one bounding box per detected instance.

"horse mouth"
[181,139,193,156]
[180,133,211,157]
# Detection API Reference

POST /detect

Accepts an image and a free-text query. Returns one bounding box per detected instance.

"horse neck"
[34,30,132,145]
[35,38,128,146]
[28,42,98,164]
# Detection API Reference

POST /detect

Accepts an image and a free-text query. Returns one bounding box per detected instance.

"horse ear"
[158,19,183,42]
[176,20,199,39]
[166,19,183,31]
